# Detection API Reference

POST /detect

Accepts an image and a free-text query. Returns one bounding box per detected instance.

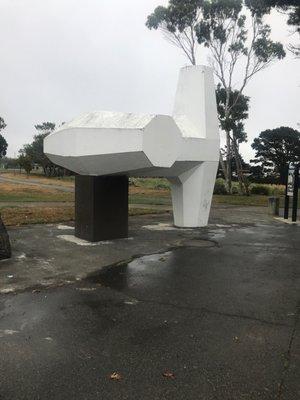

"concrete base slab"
[274,217,300,225]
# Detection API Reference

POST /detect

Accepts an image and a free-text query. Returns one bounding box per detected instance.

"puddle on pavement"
[86,238,216,292]
[86,252,173,291]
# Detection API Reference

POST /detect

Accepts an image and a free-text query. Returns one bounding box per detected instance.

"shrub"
[214,179,227,195]
[231,186,239,195]
[155,181,170,190]
[268,185,285,196]
[250,184,270,196]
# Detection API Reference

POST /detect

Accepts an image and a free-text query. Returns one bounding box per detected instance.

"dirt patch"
[1,206,75,226]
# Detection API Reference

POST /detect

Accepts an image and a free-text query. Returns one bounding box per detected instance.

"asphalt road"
[0,212,299,399]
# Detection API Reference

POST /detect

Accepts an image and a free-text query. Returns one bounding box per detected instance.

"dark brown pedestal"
[75,175,128,242]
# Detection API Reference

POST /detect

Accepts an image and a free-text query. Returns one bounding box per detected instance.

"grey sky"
[1,0,299,161]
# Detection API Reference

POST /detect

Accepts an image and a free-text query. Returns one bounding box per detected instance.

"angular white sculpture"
[44,65,220,228]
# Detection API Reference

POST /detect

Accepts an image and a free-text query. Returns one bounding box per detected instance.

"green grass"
[130,178,170,190]
[0,192,74,202]
[129,194,171,205]
[129,192,277,207]
[0,174,295,209]
[213,195,270,207]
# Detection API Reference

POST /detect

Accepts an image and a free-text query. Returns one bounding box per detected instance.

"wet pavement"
[0,207,299,399]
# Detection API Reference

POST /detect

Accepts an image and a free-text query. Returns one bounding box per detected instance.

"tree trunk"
[232,139,250,196]
[225,131,232,193]
[219,151,228,183]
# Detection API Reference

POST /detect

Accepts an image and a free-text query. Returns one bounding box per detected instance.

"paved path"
[0,209,299,399]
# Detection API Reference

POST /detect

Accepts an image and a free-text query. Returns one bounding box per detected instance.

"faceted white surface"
[44,65,220,227]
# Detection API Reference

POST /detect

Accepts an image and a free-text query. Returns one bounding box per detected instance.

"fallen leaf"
[109,372,122,381]
[162,370,175,379]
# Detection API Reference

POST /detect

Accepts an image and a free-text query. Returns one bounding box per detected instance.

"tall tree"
[147,0,285,194]
[196,0,285,193]
[251,126,300,183]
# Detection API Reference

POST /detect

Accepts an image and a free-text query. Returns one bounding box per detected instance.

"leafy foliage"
[251,126,300,183]
[19,122,58,176]
[20,122,56,174]
[216,85,249,143]
[246,0,300,56]
[214,178,228,194]
[196,0,285,90]
[147,0,286,194]
[19,122,72,177]
[250,184,270,195]
[0,135,8,158]
[35,122,56,132]
[146,0,204,64]
[17,154,33,175]
[0,117,6,132]
[1,157,19,169]
[0,117,8,158]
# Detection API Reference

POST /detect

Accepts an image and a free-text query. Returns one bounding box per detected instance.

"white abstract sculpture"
[44,65,219,228]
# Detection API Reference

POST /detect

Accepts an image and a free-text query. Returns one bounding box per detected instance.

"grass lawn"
[129,193,285,207]
[1,171,74,187]
[0,181,74,202]
[0,175,279,208]
[213,194,270,207]
[0,173,291,226]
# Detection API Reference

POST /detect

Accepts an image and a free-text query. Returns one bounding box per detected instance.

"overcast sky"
[0,0,299,161]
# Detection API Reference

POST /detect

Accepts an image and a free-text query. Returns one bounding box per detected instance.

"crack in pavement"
[127,296,293,329]
[277,301,300,399]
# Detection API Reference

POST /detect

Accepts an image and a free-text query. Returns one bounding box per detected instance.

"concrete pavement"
[0,206,299,399]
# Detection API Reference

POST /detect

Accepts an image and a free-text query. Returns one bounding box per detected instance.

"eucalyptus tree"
[147,0,286,194]
[195,0,285,193]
